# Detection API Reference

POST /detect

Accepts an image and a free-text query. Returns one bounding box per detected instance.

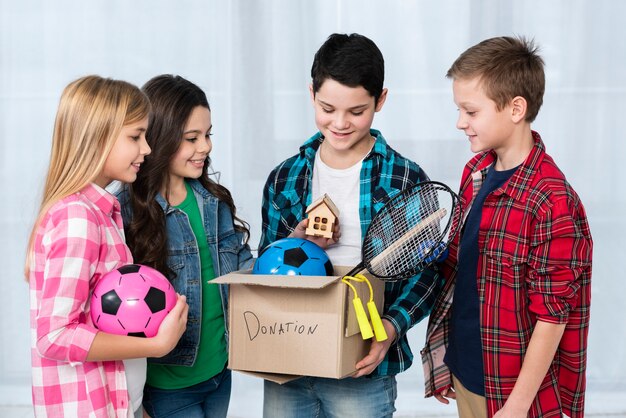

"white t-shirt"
[312,150,363,267]
[124,358,147,416]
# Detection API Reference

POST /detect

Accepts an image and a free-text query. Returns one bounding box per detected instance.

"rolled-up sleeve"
[527,196,593,323]
[35,203,100,365]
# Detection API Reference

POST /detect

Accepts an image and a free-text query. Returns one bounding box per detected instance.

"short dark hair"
[447,36,545,122]
[311,33,385,104]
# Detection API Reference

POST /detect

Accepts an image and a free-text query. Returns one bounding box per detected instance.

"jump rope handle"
[343,274,388,342]
[352,297,374,339]
[367,300,387,342]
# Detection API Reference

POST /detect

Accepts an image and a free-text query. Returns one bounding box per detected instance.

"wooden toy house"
[305,194,340,239]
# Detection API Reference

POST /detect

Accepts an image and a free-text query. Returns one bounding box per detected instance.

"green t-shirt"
[146,181,228,389]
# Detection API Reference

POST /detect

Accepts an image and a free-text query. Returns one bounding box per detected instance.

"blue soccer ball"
[253,238,334,276]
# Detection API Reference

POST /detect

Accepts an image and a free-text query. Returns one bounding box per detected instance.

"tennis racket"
[345,180,461,282]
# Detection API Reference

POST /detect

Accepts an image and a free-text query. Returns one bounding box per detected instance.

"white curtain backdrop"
[1,1,624,416]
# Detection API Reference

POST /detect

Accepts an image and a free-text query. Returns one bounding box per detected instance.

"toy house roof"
[305,193,340,217]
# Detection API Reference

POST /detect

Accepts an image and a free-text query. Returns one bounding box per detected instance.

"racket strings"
[362,183,455,279]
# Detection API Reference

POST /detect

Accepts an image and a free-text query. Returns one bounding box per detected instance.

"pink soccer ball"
[90,264,176,338]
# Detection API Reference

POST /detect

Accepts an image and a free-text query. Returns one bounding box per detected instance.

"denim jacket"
[116,179,253,366]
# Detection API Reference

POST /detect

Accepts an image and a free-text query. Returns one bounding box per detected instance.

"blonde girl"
[26,75,188,418]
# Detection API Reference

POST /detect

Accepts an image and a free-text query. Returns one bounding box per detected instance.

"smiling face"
[168,106,212,188]
[452,77,516,155]
[95,118,151,188]
[311,78,387,168]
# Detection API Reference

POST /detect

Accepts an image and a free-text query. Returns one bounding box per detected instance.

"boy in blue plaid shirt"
[260,33,440,418]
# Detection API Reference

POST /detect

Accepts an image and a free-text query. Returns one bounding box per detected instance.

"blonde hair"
[447,36,545,122]
[24,75,150,278]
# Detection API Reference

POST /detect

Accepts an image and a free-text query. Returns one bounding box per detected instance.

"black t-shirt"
[444,164,517,396]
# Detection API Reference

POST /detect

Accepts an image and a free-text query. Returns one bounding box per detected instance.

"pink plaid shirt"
[30,183,136,417]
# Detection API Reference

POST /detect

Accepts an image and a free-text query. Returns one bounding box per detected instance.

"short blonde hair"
[447,36,545,122]
[25,75,150,278]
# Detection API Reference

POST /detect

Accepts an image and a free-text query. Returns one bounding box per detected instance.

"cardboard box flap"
[234,370,300,385]
[213,269,339,289]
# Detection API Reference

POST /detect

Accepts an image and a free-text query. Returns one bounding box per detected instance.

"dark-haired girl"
[117,75,253,418]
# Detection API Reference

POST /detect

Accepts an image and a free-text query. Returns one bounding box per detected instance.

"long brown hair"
[25,75,150,279]
[125,75,250,277]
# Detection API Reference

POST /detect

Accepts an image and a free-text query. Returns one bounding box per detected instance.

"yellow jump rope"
[341,274,387,342]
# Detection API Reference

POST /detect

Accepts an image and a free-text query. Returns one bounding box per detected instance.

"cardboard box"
[212,266,385,382]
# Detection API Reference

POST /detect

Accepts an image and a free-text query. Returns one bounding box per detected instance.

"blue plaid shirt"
[260,129,440,376]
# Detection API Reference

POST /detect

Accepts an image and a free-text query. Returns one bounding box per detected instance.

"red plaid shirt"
[421,132,593,418]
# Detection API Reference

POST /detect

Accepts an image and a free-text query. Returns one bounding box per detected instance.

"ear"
[375,88,388,112]
[309,84,315,104]
[510,96,527,123]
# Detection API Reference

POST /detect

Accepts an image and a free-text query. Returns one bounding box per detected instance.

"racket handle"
[367,301,388,342]
[352,298,374,339]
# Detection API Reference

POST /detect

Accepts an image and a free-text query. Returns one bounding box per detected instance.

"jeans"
[263,375,397,418]
[143,367,231,418]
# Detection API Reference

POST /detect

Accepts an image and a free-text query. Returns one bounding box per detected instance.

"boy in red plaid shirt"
[421,36,593,418]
